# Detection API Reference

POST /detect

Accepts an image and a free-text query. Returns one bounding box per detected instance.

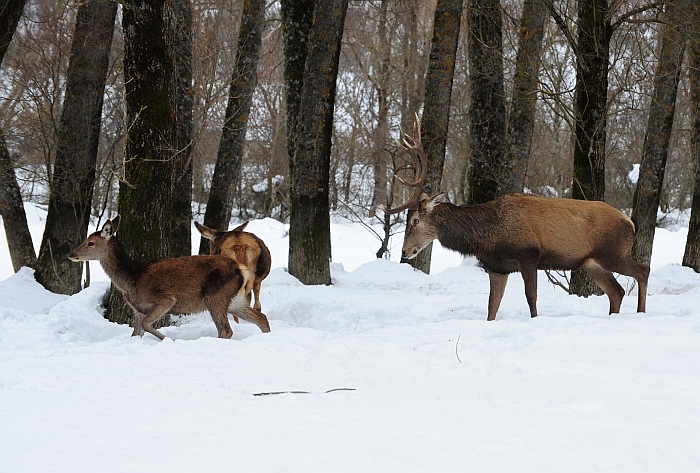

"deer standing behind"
[195,221,271,319]
[385,117,650,320]
[69,216,271,340]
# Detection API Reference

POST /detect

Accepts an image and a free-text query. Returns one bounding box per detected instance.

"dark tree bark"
[33,0,117,294]
[404,0,464,274]
[287,0,349,285]
[170,0,194,258]
[199,0,265,254]
[568,0,613,297]
[503,0,546,195]
[369,0,391,219]
[106,0,180,325]
[683,3,700,271]
[466,0,507,205]
[631,0,687,267]
[281,0,315,178]
[0,0,35,273]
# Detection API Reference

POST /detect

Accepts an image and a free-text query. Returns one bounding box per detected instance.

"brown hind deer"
[69,216,271,340]
[385,117,650,321]
[195,221,271,315]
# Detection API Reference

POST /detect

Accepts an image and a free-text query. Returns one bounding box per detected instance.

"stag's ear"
[232,221,249,232]
[101,215,120,238]
[425,193,446,211]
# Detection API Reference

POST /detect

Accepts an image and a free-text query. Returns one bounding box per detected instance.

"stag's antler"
[383,114,427,215]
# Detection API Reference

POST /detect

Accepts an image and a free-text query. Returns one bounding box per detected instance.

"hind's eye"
[87,242,94,247]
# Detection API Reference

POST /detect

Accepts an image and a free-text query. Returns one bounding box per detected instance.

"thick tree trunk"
[404,0,464,274]
[33,0,117,294]
[170,0,194,258]
[0,0,35,273]
[199,0,264,254]
[569,0,612,297]
[631,0,687,267]
[466,0,507,205]
[0,129,36,272]
[683,4,700,272]
[503,0,546,195]
[287,0,349,285]
[107,0,179,325]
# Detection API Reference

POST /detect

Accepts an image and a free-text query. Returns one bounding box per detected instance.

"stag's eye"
[412,217,419,226]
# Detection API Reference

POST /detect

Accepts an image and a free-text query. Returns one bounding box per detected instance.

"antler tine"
[383,114,428,215]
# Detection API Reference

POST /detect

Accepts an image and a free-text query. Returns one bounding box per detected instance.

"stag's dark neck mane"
[101,236,146,293]
[431,201,502,256]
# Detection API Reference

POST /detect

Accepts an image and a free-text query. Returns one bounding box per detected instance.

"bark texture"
[466,0,506,205]
[503,0,546,195]
[34,0,117,294]
[631,0,687,267]
[404,0,464,274]
[107,0,180,325]
[569,0,612,297]
[0,0,34,272]
[682,2,700,271]
[199,0,264,254]
[287,0,349,285]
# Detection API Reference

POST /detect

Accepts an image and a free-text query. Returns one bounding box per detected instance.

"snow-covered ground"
[1,205,699,472]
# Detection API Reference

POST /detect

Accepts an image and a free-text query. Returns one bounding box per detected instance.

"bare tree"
[466,0,506,204]
[0,0,34,272]
[106,0,182,325]
[199,0,265,254]
[33,0,118,294]
[632,0,689,266]
[286,0,349,285]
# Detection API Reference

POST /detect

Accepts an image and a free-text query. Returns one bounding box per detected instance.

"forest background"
[1,0,700,326]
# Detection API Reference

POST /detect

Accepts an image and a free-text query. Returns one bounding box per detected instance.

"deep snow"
[1,205,699,472]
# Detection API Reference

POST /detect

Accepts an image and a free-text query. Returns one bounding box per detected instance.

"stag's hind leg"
[585,261,625,314]
[606,257,649,313]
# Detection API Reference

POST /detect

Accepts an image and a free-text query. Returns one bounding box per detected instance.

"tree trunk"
[683,3,700,272]
[503,0,546,195]
[33,0,117,294]
[199,0,265,254]
[466,0,507,205]
[631,0,687,267]
[0,0,35,273]
[404,0,464,274]
[106,0,180,325]
[170,0,194,258]
[287,0,349,285]
[369,0,391,219]
[569,0,612,297]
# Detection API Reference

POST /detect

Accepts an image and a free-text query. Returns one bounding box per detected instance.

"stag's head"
[383,116,446,259]
[69,216,121,262]
[401,192,447,259]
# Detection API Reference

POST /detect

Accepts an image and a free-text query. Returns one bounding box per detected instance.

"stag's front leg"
[487,272,508,321]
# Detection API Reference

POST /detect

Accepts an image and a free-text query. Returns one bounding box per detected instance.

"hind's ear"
[101,215,120,237]
[195,221,216,240]
[232,221,249,232]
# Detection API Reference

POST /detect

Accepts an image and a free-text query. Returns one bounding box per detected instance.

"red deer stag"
[195,221,271,317]
[69,216,271,340]
[385,118,649,321]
